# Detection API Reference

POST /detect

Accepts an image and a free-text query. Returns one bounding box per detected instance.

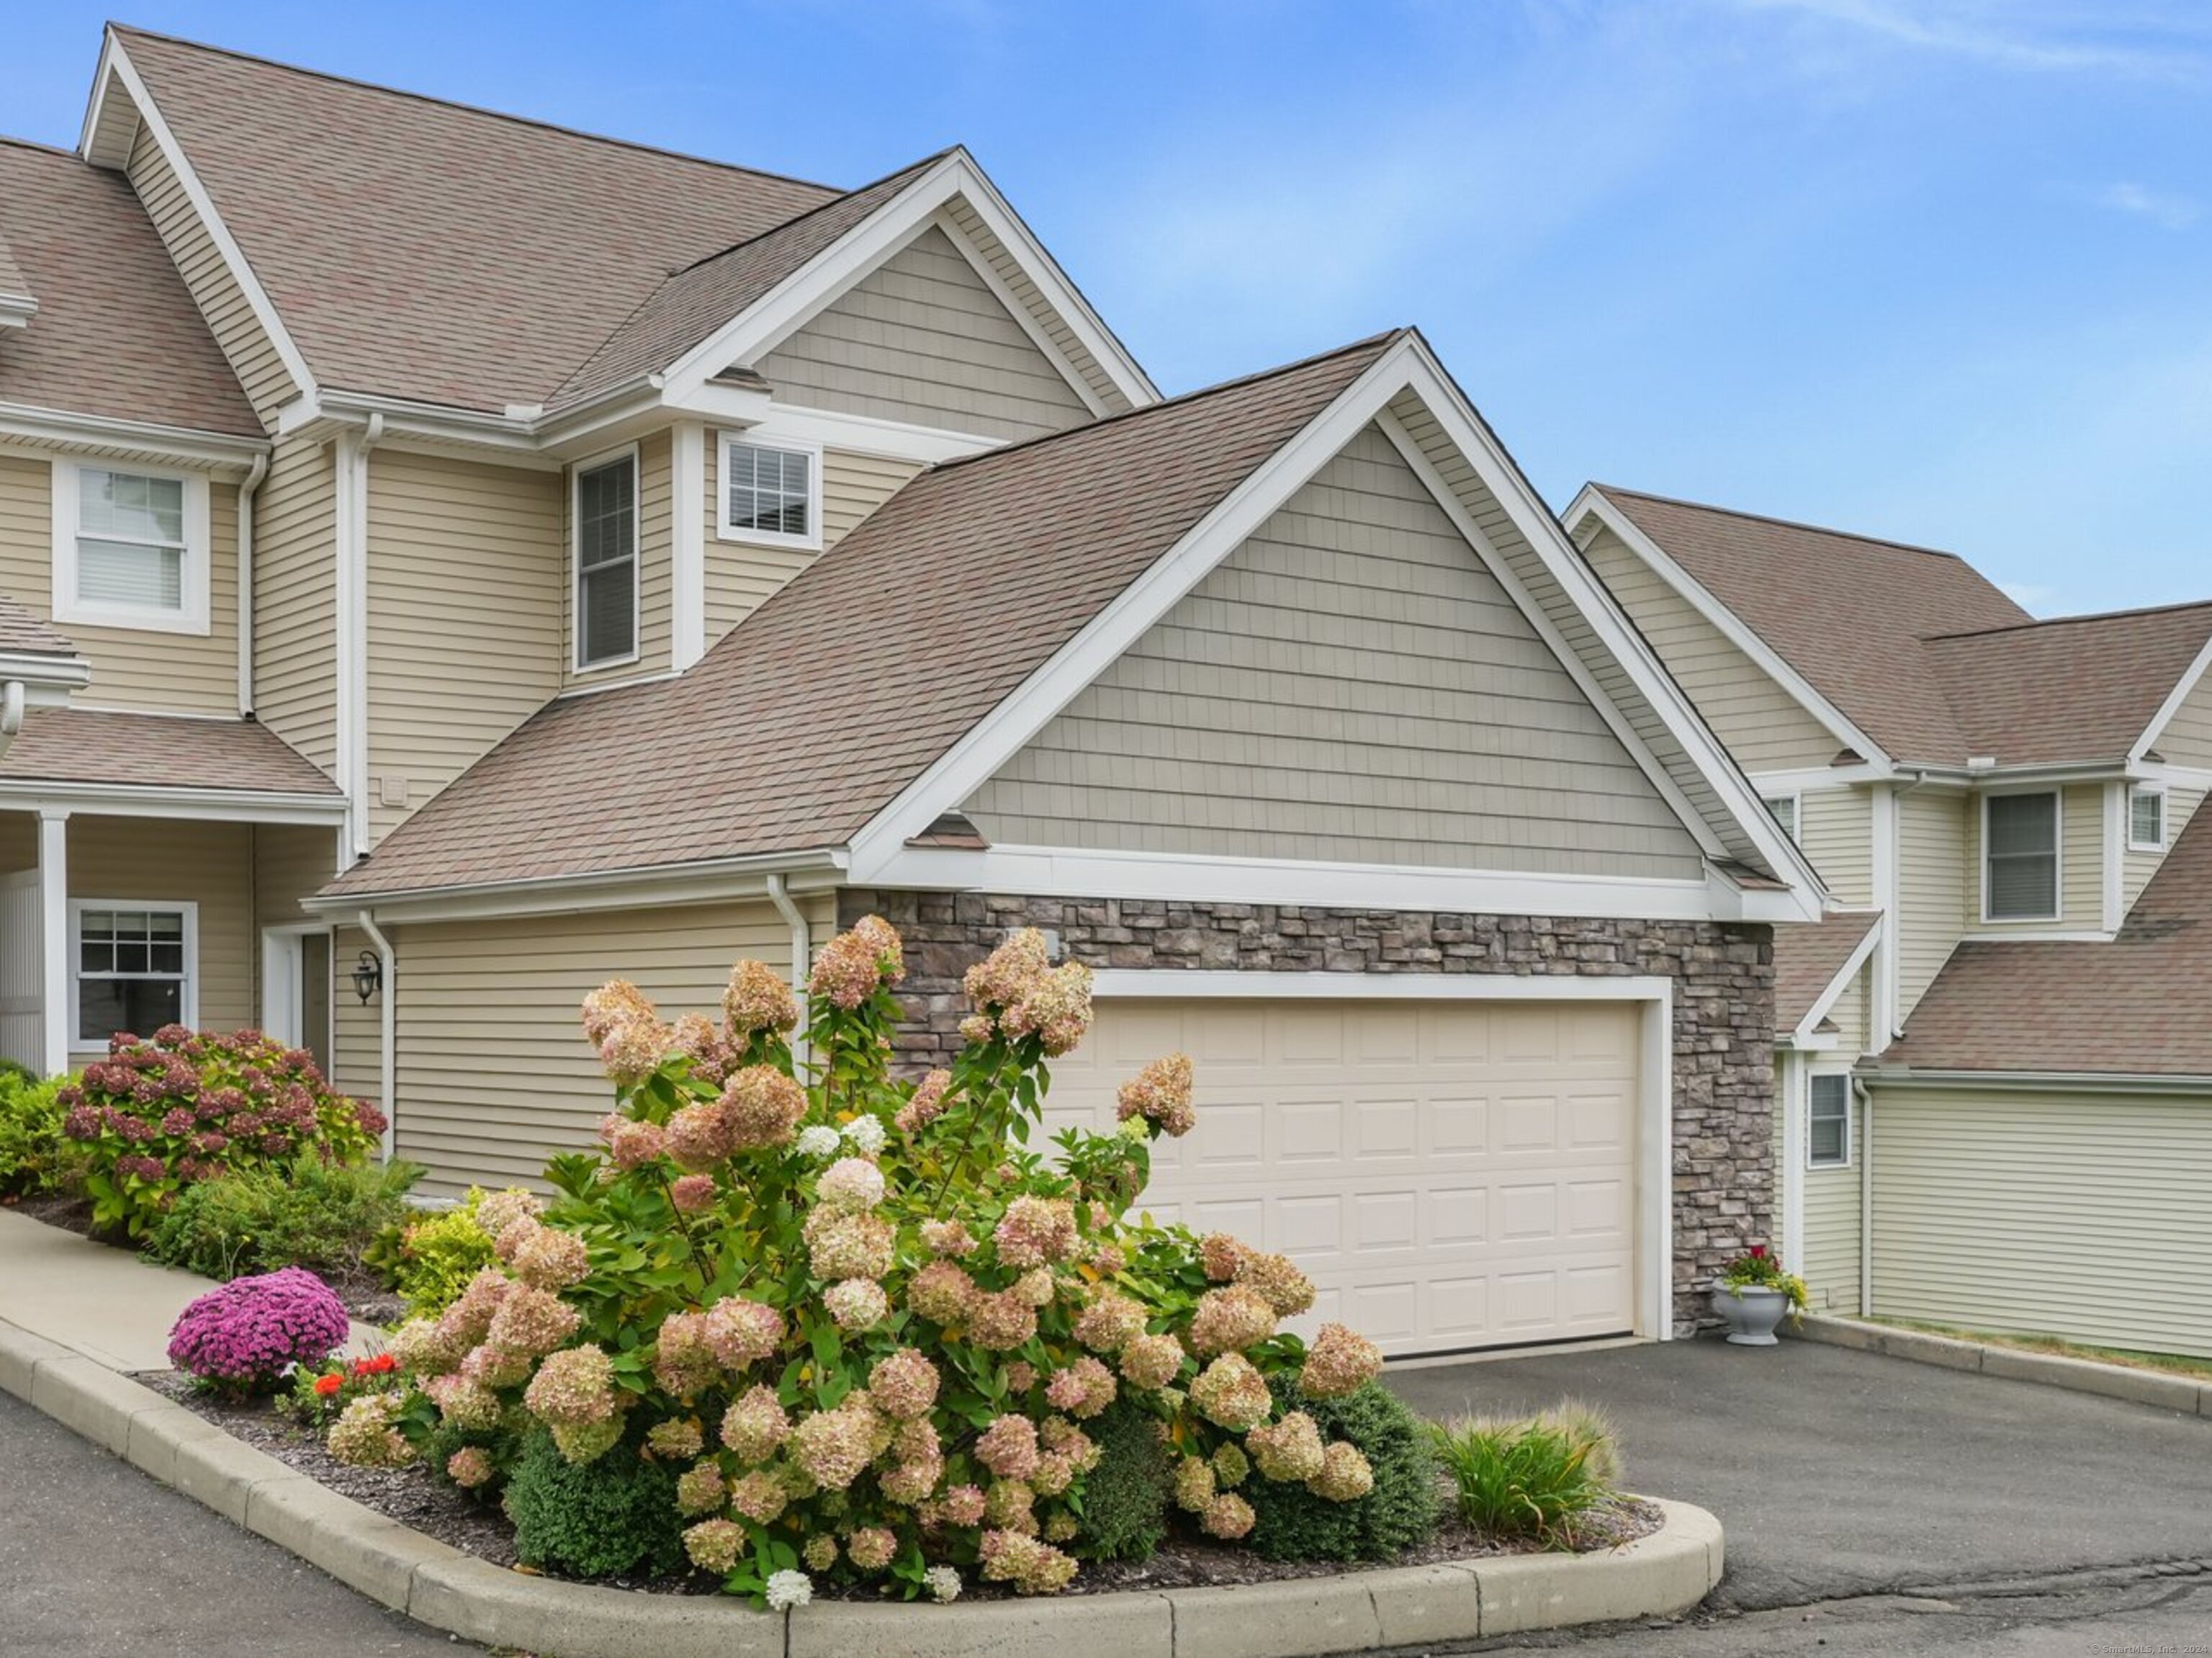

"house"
[1570,485,2212,1358]
[0,24,1825,1358]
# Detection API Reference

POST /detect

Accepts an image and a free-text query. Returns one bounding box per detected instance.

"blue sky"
[6,1,2208,616]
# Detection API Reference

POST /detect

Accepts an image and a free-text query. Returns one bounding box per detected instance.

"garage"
[1042,976,1666,1358]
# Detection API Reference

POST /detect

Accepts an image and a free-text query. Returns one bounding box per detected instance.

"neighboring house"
[0,25,1825,1358]
[1570,485,2212,1358]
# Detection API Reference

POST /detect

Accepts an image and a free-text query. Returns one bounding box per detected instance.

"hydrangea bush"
[332,921,1390,1605]
[167,1266,353,1397]
[60,1026,387,1238]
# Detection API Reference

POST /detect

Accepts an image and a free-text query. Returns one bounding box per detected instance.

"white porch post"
[37,808,68,1077]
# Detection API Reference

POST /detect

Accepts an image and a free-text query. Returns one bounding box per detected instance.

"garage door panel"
[1050,996,1642,1356]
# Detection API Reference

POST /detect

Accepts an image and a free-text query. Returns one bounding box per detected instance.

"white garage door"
[1044,995,1645,1357]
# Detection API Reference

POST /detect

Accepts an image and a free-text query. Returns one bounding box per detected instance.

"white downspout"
[1856,1077,1874,1317]
[0,679,24,764]
[337,415,383,861]
[236,451,269,717]
[356,908,397,1162]
[765,874,810,1069]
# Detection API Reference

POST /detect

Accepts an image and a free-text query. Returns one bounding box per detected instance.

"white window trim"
[716,431,824,552]
[1762,792,1801,843]
[50,459,212,635]
[2127,784,2167,853]
[1807,1070,1853,1170]
[1980,788,2062,924]
[570,443,642,674]
[68,897,199,1054]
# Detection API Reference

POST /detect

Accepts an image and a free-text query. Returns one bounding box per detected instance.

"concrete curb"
[1796,1316,2211,1416]
[0,1316,1722,1658]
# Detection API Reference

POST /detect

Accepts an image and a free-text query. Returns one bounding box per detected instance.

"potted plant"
[1710,1245,1807,1346]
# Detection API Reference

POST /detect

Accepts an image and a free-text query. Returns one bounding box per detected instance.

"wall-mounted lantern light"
[351,949,383,1005]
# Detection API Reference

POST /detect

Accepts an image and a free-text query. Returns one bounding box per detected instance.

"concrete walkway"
[0,1207,382,1370]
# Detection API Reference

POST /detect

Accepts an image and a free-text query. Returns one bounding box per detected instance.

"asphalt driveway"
[1387,1335,2212,1612]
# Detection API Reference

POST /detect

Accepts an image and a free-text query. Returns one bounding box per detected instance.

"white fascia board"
[1706,866,1823,924]
[1867,1067,2212,1096]
[104,38,317,405]
[1564,483,1888,772]
[860,841,1768,924]
[1791,912,1884,1044]
[0,403,269,472]
[302,850,848,925]
[678,398,1001,467]
[1776,1030,1841,1053]
[0,292,35,328]
[1091,969,1674,1003]
[2131,629,2212,765]
[1746,762,1891,794]
[0,781,345,825]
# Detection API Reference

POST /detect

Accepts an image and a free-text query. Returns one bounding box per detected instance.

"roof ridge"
[0,133,86,160]
[1594,483,1972,563]
[666,149,953,279]
[927,328,1406,477]
[110,23,845,197]
[1923,596,2212,642]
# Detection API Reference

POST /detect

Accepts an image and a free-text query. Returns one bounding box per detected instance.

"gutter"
[355,909,397,1162]
[298,848,848,923]
[765,873,811,1068]
[1863,1066,2212,1096]
[236,451,269,717]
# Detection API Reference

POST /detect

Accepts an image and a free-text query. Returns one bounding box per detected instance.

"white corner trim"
[49,457,213,637]
[1089,969,1675,1003]
[1777,1052,1805,1275]
[1870,784,1899,1041]
[2131,629,2212,765]
[1565,485,1888,771]
[931,207,1110,418]
[671,422,706,672]
[1791,912,1884,1046]
[103,37,316,405]
[2104,780,2126,930]
[334,424,377,858]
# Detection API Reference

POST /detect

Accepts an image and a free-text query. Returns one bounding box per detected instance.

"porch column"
[37,808,68,1076]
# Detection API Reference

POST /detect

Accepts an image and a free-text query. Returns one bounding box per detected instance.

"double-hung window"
[719,436,820,550]
[573,451,639,670]
[53,462,211,633]
[1808,1073,1851,1168]
[73,902,196,1049]
[2128,785,2167,852]
[1984,792,2059,921]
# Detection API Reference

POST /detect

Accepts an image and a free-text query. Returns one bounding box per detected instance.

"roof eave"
[1866,1065,2212,1095]
[305,846,850,924]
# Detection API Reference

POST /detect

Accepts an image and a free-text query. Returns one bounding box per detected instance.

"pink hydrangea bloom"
[719,1066,808,1150]
[894,1070,953,1135]
[719,1384,793,1464]
[1298,1322,1384,1400]
[867,1348,940,1420]
[825,1278,889,1331]
[817,1156,886,1212]
[670,1173,718,1214]
[1115,1053,1197,1137]
[975,1414,1041,1480]
[722,959,799,1036]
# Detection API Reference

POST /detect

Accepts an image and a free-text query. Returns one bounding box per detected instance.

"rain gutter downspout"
[765,874,810,1069]
[0,680,22,764]
[236,451,269,717]
[1855,1076,1874,1317]
[357,909,397,1162]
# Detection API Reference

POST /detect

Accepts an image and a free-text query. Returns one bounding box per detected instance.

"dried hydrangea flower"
[1118,1332,1185,1392]
[460,1342,531,1390]
[599,1018,672,1088]
[1115,1053,1196,1137]
[984,1479,1038,1533]
[1072,1290,1148,1354]
[845,1527,896,1573]
[920,1219,977,1258]
[1247,1411,1327,1483]
[602,1115,667,1170]
[1298,1322,1384,1400]
[676,1462,729,1515]
[966,1289,1038,1351]
[327,1393,415,1468]
[1212,1441,1251,1489]
[423,1374,502,1432]
[445,1446,494,1489]
[825,1277,889,1331]
[801,1534,839,1572]
[867,1348,940,1421]
[581,980,655,1046]
[1002,963,1095,1056]
[486,1283,582,1358]
[731,1468,789,1525]
[652,1311,720,1396]
[809,916,904,1008]
[720,1066,809,1150]
[665,1102,734,1170]
[510,1227,590,1293]
[789,1397,883,1490]
[523,1343,618,1427]
[963,929,1052,1013]
[905,1260,980,1326]
[975,1414,1042,1479]
[670,1173,718,1214]
[389,1317,466,1377]
[1190,1353,1271,1430]
[722,959,798,1035]
[683,1517,745,1574]
[894,1070,953,1135]
[1043,1357,1116,1419]
[702,1297,785,1370]
[1201,1492,1256,1539]
[993,1196,1077,1269]
[1173,1455,1216,1513]
[938,1483,987,1527]
[1236,1250,1316,1317]
[1308,1440,1375,1502]
[1197,1232,1248,1283]
[817,1156,886,1212]
[1188,1284,1277,1358]
[978,1528,1076,1595]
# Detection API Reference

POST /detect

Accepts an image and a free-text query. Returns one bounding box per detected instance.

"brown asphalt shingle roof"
[117,27,843,413]
[0,138,258,436]
[0,598,76,658]
[325,334,1397,899]
[1773,911,1879,1034]
[1881,803,2212,1079]
[1596,487,2029,766]
[0,709,340,795]
[1920,602,2212,768]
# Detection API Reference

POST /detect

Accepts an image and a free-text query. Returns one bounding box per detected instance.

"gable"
[755,225,1093,442]
[2149,660,2212,768]
[1580,521,1843,773]
[961,425,1707,879]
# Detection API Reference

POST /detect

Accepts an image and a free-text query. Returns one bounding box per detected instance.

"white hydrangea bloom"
[842,1114,888,1156]
[794,1125,842,1161]
[924,1564,962,1604]
[765,1568,814,1610]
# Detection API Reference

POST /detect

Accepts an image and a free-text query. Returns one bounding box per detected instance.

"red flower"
[313,1373,343,1397]
[367,1353,397,1374]
[350,1358,373,1377]
[1749,1245,1769,1260]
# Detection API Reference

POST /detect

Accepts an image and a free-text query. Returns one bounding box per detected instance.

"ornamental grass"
[327,919,1397,1607]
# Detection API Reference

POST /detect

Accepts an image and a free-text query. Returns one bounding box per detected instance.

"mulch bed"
[134,1371,1664,1601]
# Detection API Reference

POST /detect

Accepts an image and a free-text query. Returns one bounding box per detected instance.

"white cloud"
[1725,0,2212,85]
[2098,182,2201,229]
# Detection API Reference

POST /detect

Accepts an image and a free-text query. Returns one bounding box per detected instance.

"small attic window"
[719,436,821,551]
[1763,795,1799,843]
[2128,785,2167,852]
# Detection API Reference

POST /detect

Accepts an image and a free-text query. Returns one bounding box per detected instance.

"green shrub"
[1245,1379,1441,1562]
[503,1429,685,1579]
[145,1155,422,1279]
[0,1072,75,1198]
[1076,1399,1175,1561]
[1426,1409,1618,1546]
[364,1188,503,1316]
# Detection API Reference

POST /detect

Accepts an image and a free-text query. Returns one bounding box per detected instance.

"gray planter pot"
[1710,1284,1788,1346]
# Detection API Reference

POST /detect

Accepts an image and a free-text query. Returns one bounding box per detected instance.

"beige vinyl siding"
[965,425,1705,878]
[1896,787,1967,1021]
[1797,787,1874,908]
[2150,670,2212,768]
[940,197,1134,416]
[367,449,562,841]
[757,226,1092,442]
[1581,524,1843,773]
[1869,1084,2212,1358]
[2124,784,2203,913]
[1802,1090,1864,1314]
[1961,784,2103,934]
[1821,955,1871,1057]
[387,894,835,1198]
[254,823,341,930]
[253,434,337,774]
[332,921,380,1118]
[565,432,670,687]
[66,815,255,1043]
[125,123,294,420]
[703,444,919,644]
[0,452,242,717]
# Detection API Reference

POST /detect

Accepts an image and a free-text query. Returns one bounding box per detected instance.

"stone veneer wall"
[841,890,1775,1335]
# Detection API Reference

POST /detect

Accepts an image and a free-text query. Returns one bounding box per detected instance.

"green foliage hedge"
[503,1430,685,1580]
[363,1188,505,1317]
[145,1155,422,1279]
[1245,1379,1441,1563]
[1074,1399,1174,1561]
[0,1070,73,1198]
